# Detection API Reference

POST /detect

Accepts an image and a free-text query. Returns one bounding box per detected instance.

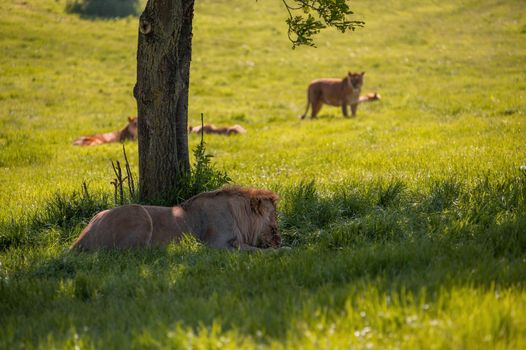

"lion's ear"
[128,116,133,122]
[361,71,365,76]
[250,197,263,215]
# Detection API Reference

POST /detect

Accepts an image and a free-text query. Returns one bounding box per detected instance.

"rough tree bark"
[134,0,194,203]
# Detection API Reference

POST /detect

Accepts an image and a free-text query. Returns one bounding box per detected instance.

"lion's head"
[249,193,281,248]
[346,71,365,90]
[124,116,138,140]
[183,186,281,249]
[225,187,280,248]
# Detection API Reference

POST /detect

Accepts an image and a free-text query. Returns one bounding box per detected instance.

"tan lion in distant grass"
[300,72,380,119]
[71,187,281,251]
[73,117,138,146]
[189,124,247,135]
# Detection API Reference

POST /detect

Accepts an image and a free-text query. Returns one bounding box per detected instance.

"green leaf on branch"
[280,0,364,48]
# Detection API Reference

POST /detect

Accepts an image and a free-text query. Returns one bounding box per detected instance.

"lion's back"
[71,204,153,250]
[308,79,344,106]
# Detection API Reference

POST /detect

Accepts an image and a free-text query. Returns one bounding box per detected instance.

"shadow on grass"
[1,173,525,346]
[0,184,111,251]
[1,235,524,347]
[65,0,140,19]
[278,177,526,256]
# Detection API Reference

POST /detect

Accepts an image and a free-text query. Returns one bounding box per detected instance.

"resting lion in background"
[189,124,247,135]
[73,117,138,146]
[71,187,281,251]
[300,72,380,119]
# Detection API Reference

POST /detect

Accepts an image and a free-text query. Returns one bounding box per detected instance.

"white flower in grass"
[520,165,526,171]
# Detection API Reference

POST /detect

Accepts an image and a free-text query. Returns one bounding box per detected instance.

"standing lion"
[300,71,380,119]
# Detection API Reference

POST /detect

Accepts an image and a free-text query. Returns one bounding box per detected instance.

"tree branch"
[280,0,364,48]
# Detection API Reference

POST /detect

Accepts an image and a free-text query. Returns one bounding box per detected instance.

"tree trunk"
[134,0,194,203]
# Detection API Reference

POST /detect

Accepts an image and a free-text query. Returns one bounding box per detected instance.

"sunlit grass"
[0,0,525,348]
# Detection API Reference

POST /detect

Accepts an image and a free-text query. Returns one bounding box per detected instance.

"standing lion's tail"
[299,88,310,119]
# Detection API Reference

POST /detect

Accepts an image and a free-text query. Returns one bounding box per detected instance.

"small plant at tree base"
[170,114,232,204]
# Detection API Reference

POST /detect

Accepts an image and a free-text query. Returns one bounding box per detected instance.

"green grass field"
[1,0,525,348]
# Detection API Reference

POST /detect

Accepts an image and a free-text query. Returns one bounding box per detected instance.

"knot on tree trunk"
[134,84,153,106]
[139,14,152,35]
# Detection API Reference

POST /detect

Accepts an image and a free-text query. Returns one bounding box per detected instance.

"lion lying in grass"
[71,187,281,251]
[73,117,138,146]
[189,124,247,135]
